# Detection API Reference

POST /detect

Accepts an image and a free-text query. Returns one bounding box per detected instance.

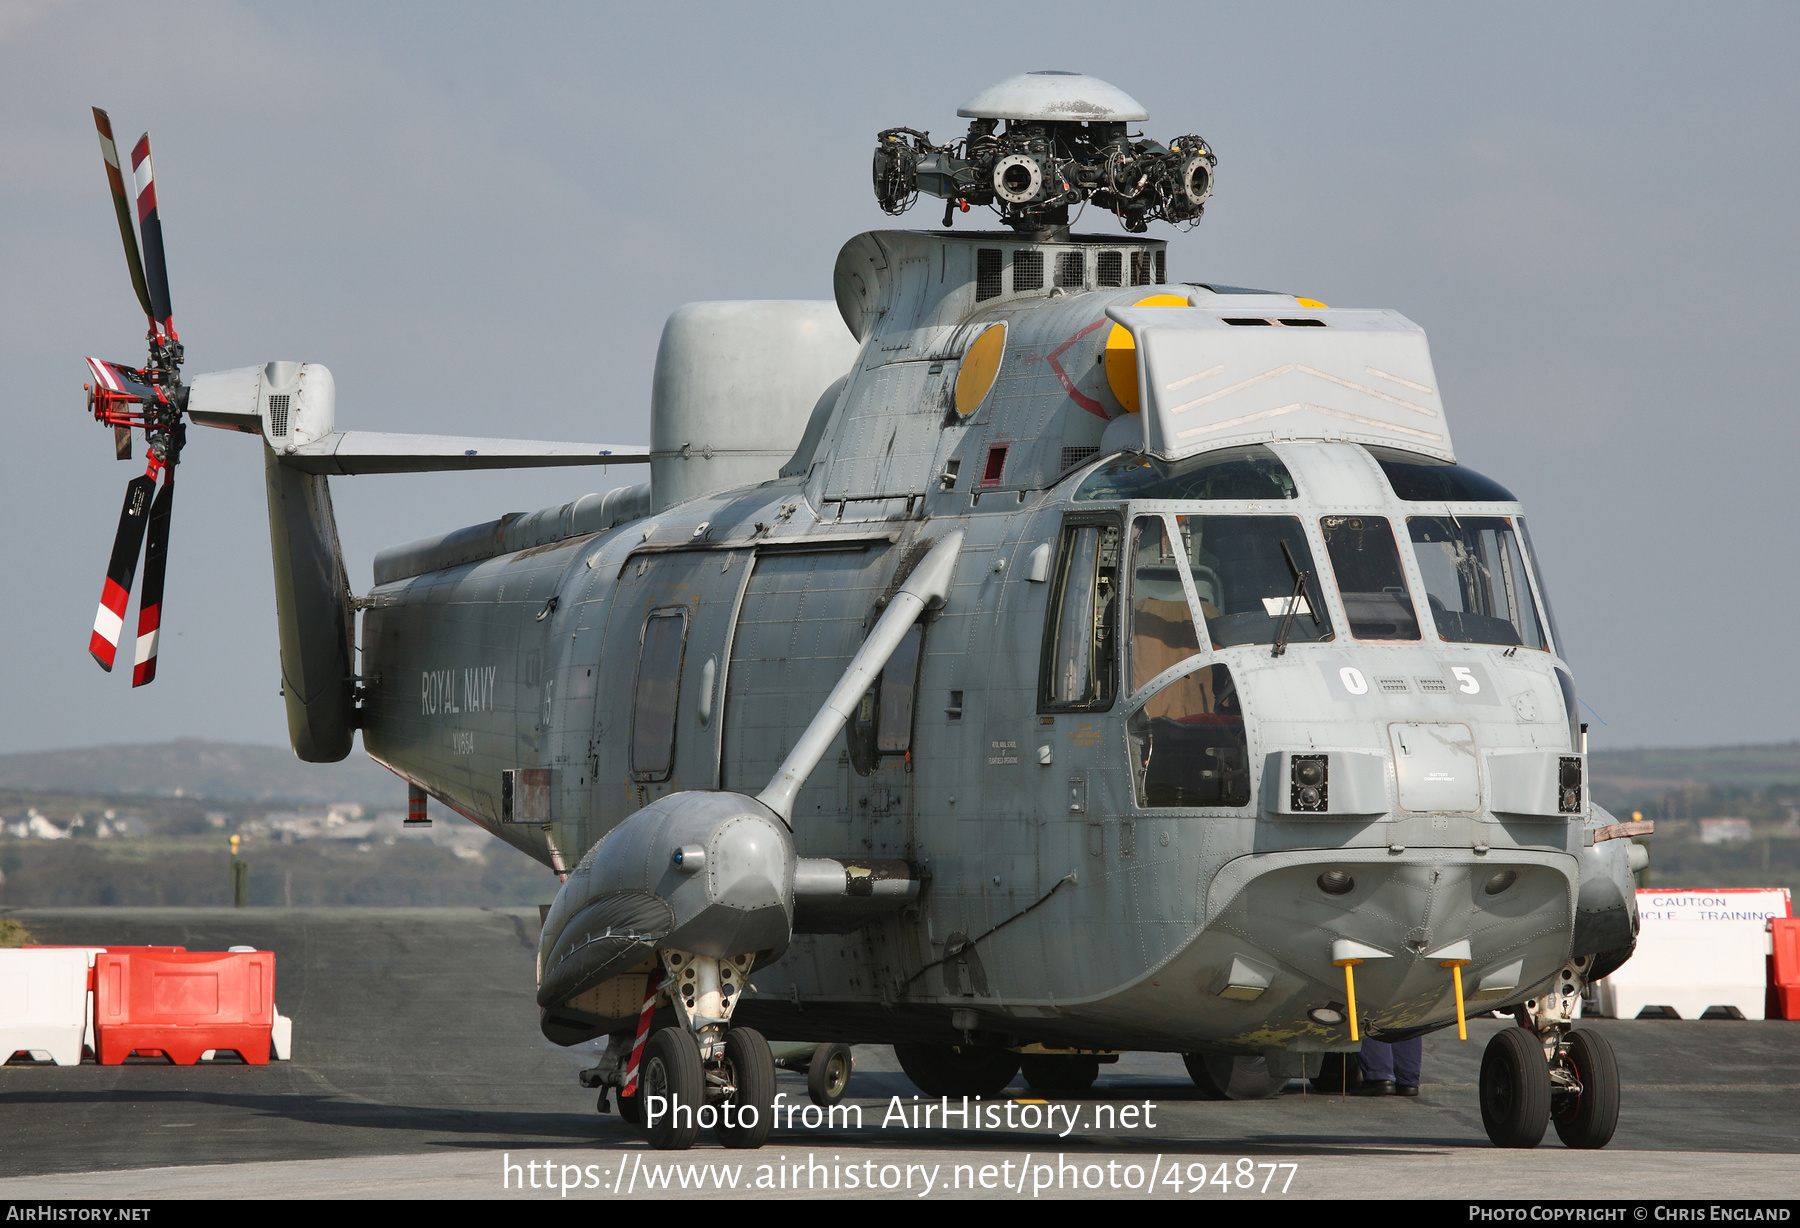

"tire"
[807,1043,855,1107]
[1182,1053,1287,1101]
[1552,1028,1620,1150]
[1480,1027,1551,1148]
[640,1027,705,1150]
[1309,1052,1363,1095]
[1020,1054,1100,1093]
[717,1027,776,1149]
[893,1043,1020,1097]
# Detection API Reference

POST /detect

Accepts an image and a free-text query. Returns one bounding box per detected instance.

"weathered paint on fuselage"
[357,239,1624,1056]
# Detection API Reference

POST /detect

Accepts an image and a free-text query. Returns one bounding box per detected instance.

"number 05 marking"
[1452,666,1480,694]
[1339,667,1368,695]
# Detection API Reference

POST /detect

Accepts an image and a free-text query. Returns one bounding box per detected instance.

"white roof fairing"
[1106,305,1458,464]
[957,72,1149,123]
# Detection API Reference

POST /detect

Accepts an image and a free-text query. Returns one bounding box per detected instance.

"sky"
[1,2,1796,754]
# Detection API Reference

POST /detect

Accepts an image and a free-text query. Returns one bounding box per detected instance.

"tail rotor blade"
[131,471,175,688]
[129,133,175,341]
[89,474,155,671]
[91,109,154,326]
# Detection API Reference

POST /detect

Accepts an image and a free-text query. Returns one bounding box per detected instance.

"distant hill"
[1589,742,1800,797]
[0,739,404,805]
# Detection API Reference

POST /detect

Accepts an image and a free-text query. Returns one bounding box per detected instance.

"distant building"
[1699,817,1754,845]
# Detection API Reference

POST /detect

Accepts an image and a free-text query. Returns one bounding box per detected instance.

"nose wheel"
[1479,1027,1551,1147]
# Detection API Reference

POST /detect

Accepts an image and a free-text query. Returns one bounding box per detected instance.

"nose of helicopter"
[1194,848,1578,1039]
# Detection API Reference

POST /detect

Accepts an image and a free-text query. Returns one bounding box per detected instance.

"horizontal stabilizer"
[274,432,649,475]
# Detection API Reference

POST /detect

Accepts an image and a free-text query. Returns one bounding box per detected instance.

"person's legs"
[1393,1036,1423,1087]
[1358,1039,1395,1083]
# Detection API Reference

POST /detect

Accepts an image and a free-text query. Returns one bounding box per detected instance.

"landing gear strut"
[590,950,777,1151]
[1479,954,1619,1149]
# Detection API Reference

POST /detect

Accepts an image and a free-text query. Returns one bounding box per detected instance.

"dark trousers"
[1358,1036,1422,1086]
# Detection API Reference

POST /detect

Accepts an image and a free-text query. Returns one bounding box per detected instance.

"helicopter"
[75,73,1650,1154]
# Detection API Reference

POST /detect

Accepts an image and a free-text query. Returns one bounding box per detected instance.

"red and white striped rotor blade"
[89,474,155,671]
[130,133,175,342]
[131,470,175,687]
[92,108,154,326]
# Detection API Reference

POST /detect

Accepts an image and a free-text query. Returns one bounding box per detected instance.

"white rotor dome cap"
[957,71,1149,123]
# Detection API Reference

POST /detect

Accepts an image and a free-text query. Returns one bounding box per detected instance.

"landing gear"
[641,1027,706,1150]
[590,950,777,1150]
[1020,1053,1100,1093]
[1182,1053,1286,1100]
[1479,955,1619,1150]
[1552,1028,1620,1149]
[717,1027,776,1149]
[1480,1027,1551,1147]
[806,1042,855,1107]
[894,1043,1020,1096]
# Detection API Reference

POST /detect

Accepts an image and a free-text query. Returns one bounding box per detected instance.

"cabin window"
[1129,516,1202,693]
[1517,517,1567,658]
[1366,446,1518,502]
[1174,516,1334,649]
[1127,663,1250,807]
[629,608,687,782]
[1320,515,1421,641]
[848,621,924,775]
[1038,521,1121,711]
[1407,516,1547,650]
[1074,445,1296,502]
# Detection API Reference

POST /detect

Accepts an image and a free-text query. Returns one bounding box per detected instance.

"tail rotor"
[82,109,188,687]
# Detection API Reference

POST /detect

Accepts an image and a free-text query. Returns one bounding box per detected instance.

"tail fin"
[264,447,355,762]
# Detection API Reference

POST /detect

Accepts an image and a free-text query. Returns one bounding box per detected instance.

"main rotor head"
[872,71,1215,235]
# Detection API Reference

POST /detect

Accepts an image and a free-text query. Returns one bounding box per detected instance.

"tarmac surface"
[2,907,1797,1201]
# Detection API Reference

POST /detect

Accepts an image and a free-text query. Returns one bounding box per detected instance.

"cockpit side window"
[1038,520,1120,711]
[1127,663,1250,807]
[1128,515,1202,693]
[1175,516,1334,649]
[1320,515,1421,641]
[1074,444,1297,502]
[630,608,687,782]
[1408,516,1546,649]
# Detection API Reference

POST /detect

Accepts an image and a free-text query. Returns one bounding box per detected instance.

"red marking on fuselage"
[1048,318,1111,419]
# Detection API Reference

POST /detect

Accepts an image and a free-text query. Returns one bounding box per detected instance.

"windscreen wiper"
[1272,539,1319,658]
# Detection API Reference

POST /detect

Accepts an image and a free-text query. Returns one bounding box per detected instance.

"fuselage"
[356,230,1637,1056]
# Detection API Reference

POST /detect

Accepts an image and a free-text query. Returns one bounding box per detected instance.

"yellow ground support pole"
[1442,959,1470,1040]
[1334,958,1363,1041]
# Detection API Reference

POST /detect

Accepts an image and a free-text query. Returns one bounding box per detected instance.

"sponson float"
[72,73,1648,1152]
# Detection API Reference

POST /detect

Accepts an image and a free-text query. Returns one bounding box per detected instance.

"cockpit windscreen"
[1367,447,1518,502]
[1176,516,1334,649]
[1408,516,1546,649]
[1320,516,1421,640]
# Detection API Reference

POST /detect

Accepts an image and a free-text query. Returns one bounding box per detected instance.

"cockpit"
[1041,442,1568,811]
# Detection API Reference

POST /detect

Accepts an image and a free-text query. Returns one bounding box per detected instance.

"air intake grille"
[976,249,1003,301]
[1056,251,1085,288]
[1155,250,1166,284]
[267,394,290,437]
[1060,445,1099,472]
[1376,676,1410,693]
[1131,251,1153,286]
[1418,676,1449,693]
[1097,251,1122,287]
[1013,250,1044,292]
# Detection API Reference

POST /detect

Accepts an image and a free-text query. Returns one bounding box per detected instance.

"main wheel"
[1480,1027,1551,1148]
[640,1027,705,1150]
[1020,1054,1100,1093]
[1182,1053,1287,1100]
[807,1043,855,1107]
[893,1043,1020,1097]
[1552,1028,1620,1149]
[717,1027,776,1149]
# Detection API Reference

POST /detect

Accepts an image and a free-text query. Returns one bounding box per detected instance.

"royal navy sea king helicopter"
[77,73,1651,1153]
